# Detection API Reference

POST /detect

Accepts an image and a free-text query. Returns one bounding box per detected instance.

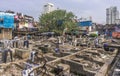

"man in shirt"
[94,37,99,48]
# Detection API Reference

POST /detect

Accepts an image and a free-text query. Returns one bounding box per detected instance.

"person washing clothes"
[103,43,109,51]
[94,37,99,48]
[2,46,13,63]
[55,48,60,53]
[29,49,38,62]
[24,37,29,49]
[103,43,115,52]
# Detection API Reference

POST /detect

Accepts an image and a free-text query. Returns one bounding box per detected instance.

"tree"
[39,10,78,35]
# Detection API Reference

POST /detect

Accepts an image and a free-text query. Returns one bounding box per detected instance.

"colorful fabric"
[19,23,24,28]
[28,23,34,28]
[25,23,28,27]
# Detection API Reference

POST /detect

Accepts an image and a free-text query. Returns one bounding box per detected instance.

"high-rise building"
[106,6,119,24]
[43,3,55,14]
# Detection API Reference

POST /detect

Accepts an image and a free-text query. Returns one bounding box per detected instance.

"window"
[0,18,3,24]
[0,29,2,33]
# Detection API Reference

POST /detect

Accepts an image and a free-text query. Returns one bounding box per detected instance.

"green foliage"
[89,33,98,37]
[39,10,77,35]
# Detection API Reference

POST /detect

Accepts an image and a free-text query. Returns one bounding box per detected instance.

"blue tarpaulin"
[0,13,4,27]
[0,13,14,28]
[78,21,92,27]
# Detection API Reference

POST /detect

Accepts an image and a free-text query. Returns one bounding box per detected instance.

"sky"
[0,0,120,24]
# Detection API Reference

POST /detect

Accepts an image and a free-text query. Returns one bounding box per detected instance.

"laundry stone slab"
[15,48,30,59]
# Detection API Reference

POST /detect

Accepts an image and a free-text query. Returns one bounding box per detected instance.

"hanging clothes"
[19,23,24,28]
[25,23,28,28]
[29,51,36,62]
[14,15,18,19]
[28,23,33,28]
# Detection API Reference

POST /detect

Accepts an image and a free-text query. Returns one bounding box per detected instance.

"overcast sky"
[0,0,120,24]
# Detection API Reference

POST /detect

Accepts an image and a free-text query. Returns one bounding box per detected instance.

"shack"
[0,12,14,39]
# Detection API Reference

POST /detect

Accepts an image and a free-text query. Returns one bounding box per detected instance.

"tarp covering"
[0,12,14,28]
[112,32,120,38]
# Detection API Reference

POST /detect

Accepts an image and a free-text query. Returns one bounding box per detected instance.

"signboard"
[112,32,120,38]
[78,21,92,27]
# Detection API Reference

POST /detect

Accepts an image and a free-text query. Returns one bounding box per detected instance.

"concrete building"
[115,19,120,24]
[43,3,55,14]
[106,6,119,24]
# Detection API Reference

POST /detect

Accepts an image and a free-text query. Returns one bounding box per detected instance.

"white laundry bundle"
[22,68,34,76]
[22,63,35,76]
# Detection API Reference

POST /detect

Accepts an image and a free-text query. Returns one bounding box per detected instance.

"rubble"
[0,36,118,76]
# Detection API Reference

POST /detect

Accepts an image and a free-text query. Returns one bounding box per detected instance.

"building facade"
[43,3,55,14]
[0,10,38,38]
[77,17,94,32]
[106,6,119,24]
